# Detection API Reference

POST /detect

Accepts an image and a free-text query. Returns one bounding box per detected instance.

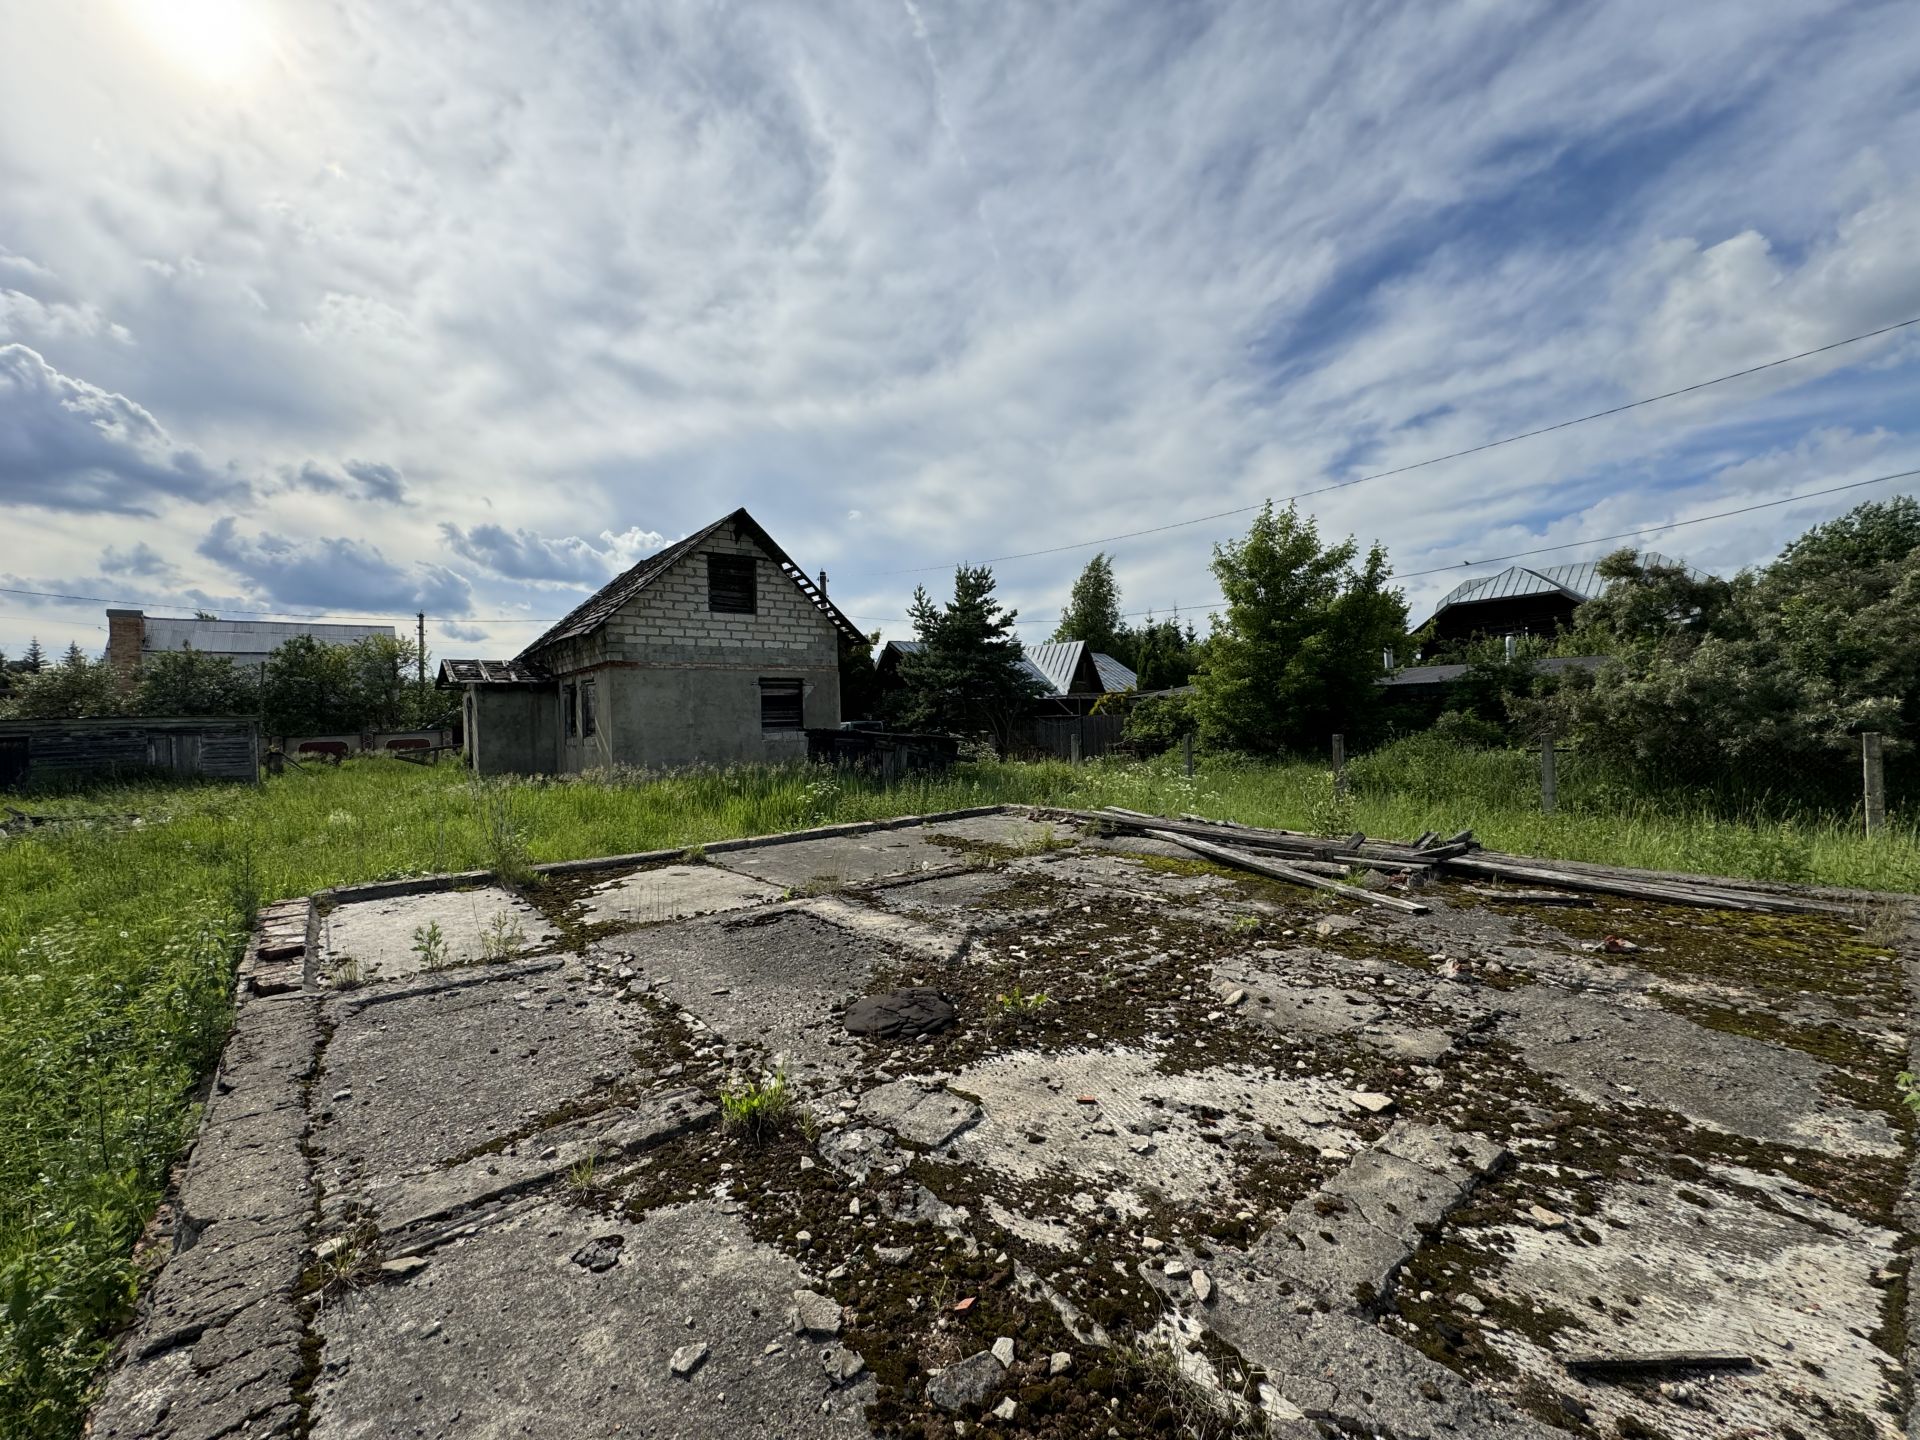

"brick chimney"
[106,609,145,688]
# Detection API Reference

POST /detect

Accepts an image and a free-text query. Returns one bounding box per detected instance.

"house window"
[563,682,578,737]
[580,678,597,738]
[708,553,757,614]
[759,677,804,731]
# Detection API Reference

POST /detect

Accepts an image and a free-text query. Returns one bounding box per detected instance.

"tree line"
[0,634,456,736]
[888,495,1918,774]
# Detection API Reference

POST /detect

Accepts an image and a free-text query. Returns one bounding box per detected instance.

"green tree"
[1128,614,1203,691]
[258,635,358,735]
[132,645,259,717]
[839,631,884,722]
[1052,553,1125,656]
[4,650,123,719]
[892,566,1044,754]
[22,638,46,673]
[1191,502,1406,754]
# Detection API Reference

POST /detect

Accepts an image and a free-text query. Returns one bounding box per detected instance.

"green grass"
[1,746,1914,1436]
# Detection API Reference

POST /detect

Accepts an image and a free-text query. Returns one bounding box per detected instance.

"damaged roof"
[516,507,866,659]
[437,657,553,687]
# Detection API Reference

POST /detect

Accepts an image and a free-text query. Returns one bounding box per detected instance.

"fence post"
[1181,732,1194,778]
[1331,733,1346,793]
[1069,731,1082,767]
[1540,732,1557,815]
[1863,732,1886,837]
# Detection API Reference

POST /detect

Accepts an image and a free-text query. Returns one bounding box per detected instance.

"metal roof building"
[1412,551,1711,641]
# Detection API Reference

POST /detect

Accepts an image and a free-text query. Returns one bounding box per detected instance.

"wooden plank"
[1561,1350,1753,1378]
[1462,885,1594,906]
[1441,855,1840,915]
[1148,829,1429,914]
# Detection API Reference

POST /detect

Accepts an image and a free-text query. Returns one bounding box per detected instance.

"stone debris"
[990,1336,1015,1367]
[1190,1270,1213,1304]
[990,1397,1017,1421]
[1048,1351,1072,1376]
[821,1346,866,1384]
[570,1234,624,1273]
[670,1342,709,1377]
[1526,1203,1567,1229]
[793,1289,843,1336]
[842,986,957,1039]
[927,1350,1007,1411]
[378,1256,428,1279]
[1346,1090,1396,1114]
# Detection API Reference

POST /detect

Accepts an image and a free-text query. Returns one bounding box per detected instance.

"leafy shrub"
[1121,692,1195,756]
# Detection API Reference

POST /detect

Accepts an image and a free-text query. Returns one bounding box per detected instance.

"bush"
[1428,709,1506,750]
[1121,692,1195,755]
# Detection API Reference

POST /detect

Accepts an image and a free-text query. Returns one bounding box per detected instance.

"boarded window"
[563,682,578,738]
[708,553,757,614]
[580,679,598,737]
[759,677,804,731]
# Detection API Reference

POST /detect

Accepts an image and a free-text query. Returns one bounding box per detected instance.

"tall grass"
[1,747,1914,1436]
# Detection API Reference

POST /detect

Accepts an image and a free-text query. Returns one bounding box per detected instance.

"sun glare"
[125,0,272,85]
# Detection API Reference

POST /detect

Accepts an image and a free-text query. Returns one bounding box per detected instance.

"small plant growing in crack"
[719,1068,792,1141]
[566,1152,600,1191]
[1229,914,1262,935]
[995,983,1051,1015]
[411,920,450,972]
[305,1234,380,1305]
[681,843,707,864]
[479,909,526,962]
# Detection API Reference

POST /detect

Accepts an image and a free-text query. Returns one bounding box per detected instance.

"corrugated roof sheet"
[1416,551,1709,630]
[438,658,552,686]
[1023,641,1086,696]
[1380,655,1609,687]
[142,617,394,656]
[1092,653,1138,691]
[517,507,864,659]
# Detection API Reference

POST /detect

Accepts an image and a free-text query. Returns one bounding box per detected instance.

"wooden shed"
[0,717,261,789]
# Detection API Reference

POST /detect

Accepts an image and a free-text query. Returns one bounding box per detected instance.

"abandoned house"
[877,638,1137,715]
[1411,551,1710,647]
[105,610,395,685]
[440,508,864,776]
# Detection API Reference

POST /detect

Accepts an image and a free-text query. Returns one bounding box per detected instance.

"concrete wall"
[466,688,559,778]
[532,526,843,774]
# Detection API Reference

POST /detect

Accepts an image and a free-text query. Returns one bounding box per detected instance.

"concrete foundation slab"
[321,886,554,983]
[311,1199,874,1439]
[575,862,781,929]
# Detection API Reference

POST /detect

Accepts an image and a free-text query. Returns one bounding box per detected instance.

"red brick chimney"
[106,609,145,688]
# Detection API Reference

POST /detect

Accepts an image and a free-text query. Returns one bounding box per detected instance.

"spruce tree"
[22,638,45,673]
[895,566,1043,754]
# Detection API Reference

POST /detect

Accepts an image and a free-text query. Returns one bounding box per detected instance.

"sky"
[3,0,1919,664]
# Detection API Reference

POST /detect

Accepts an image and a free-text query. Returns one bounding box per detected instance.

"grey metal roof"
[1023,641,1086,696]
[1414,551,1709,631]
[438,658,552,687]
[1380,654,1609,687]
[142,616,394,656]
[1092,653,1138,691]
[517,507,864,659]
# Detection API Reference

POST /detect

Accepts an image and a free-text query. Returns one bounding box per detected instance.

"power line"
[1004,466,1920,623]
[884,312,1920,575]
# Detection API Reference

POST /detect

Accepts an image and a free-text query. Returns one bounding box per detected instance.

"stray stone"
[670,1342,709,1377]
[795,1230,813,1248]
[1527,1203,1568,1229]
[794,1289,843,1336]
[1191,1270,1213,1304]
[1315,915,1359,938]
[1075,1094,1097,1104]
[991,1398,1017,1422]
[1224,989,1247,1006]
[1346,1091,1396,1114]
[570,1234,624,1273]
[822,1346,865,1384]
[313,1235,348,1262]
[825,1264,849,1282]
[764,1342,784,1356]
[873,1244,914,1266]
[991,1336,1015,1367]
[1049,1351,1072,1376]
[379,1257,428,1279]
[927,1350,1006,1411]
[1459,1293,1486,1315]
[799,1156,815,1170]
[1163,1260,1189,1278]
[1141,1236,1164,1253]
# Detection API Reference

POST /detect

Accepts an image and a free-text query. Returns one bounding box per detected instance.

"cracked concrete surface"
[92,806,1917,1440]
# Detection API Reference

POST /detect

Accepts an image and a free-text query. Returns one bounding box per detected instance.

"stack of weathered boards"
[1031,805,1848,918]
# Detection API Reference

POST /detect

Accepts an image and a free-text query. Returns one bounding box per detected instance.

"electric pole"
[416,612,427,689]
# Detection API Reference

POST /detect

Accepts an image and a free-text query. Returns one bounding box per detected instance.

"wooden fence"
[1015,713,1127,761]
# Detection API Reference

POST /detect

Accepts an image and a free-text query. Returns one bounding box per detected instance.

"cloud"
[439,523,667,587]
[198,517,474,616]
[99,542,180,579]
[289,458,412,504]
[439,621,490,643]
[0,345,243,514]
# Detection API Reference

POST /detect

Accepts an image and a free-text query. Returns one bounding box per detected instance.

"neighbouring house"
[877,639,1138,717]
[1411,552,1710,647]
[441,508,863,776]
[105,610,396,684]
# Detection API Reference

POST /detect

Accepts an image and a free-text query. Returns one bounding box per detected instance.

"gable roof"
[1413,551,1710,631]
[880,639,1134,697]
[517,507,864,659]
[437,658,552,687]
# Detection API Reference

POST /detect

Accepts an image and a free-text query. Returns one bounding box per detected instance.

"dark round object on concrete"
[843,987,957,1039]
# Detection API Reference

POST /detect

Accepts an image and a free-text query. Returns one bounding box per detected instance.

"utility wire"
[883,312,1920,575]
[1004,465,1920,623]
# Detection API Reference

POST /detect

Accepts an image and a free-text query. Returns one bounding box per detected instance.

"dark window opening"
[580,679,598,738]
[759,677,804,731]
[563,682,578,737]
[709,553,757,614]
